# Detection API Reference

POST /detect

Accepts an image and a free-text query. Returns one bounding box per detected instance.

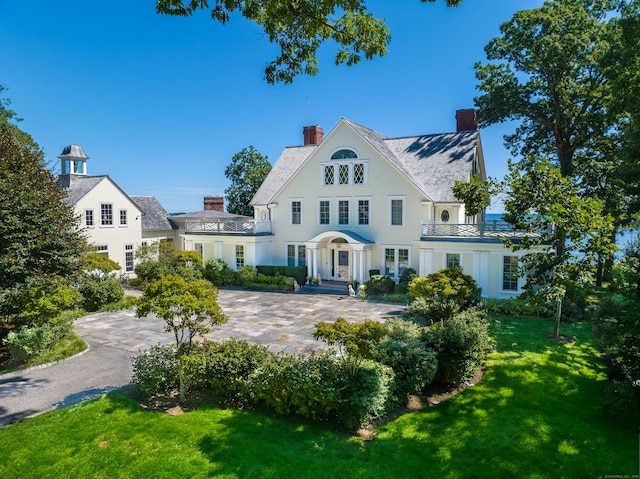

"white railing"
[421,221,549,239]
[184,219,256,234]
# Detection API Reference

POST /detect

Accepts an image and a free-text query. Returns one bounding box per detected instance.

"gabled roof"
[130,196,177,231]
[57,174,142,214]
[251,119,479,205]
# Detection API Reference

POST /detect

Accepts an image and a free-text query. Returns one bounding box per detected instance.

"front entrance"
[330,245,350,281]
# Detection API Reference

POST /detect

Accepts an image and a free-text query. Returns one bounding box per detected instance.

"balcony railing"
[421,220,550,239]
[184,219,259,234]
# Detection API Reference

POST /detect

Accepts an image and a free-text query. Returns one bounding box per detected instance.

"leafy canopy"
[156,0,463,83]
[224,145,271,217]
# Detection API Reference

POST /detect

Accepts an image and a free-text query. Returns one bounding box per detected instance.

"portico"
[305,231,373,284]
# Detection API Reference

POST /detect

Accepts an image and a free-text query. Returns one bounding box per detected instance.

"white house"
[57,145,177,275]
[180,110,534,298]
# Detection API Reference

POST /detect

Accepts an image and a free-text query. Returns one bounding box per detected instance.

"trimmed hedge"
[257,265,307,285]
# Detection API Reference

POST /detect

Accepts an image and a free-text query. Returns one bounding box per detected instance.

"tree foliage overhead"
[224,145,271,217]
[156,0,463,83]
[474,0,617,177]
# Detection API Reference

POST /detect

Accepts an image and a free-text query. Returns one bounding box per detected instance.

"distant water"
[485,213,637,254]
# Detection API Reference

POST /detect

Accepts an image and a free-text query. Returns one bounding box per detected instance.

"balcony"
[421,220,551,240]
[183,219,272,235]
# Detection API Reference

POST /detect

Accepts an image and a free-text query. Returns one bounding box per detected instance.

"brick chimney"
[204,195,224,212]
[455,109,478,132]
[303,125,324,145]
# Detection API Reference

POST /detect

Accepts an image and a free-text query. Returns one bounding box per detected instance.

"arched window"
[331,149,358,160]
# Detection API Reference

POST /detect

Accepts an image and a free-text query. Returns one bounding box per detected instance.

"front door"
[337,250,349,279]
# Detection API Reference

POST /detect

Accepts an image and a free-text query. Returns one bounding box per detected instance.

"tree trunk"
[554,299,562,338]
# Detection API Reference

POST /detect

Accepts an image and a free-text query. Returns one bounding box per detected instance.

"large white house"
[181,110,531,298]
[57,145,177,274]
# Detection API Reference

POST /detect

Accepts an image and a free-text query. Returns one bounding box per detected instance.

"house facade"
[57,145,178,275]
[181,110,531,298]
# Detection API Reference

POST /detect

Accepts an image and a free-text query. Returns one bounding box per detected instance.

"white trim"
[124,244,134,273]
[84,209,94,228]
[119,209,128,227]
[289,198,303,226]
[382,245,411,280]
[317,197,331,226]
[100,203,114,227]
[356,196,371,226]
[500,253,521,294]
[444,251,463,270]
[336,197,351,226]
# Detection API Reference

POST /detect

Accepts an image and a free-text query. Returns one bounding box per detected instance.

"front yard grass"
[0,317,638,478]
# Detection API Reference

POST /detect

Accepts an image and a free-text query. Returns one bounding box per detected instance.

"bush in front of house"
[78,275,125,312]
[423,307,494,385]
[131,344,180,396]
[248,352,393,428]
[375,318,437,405]
[202,258,240,286]
[182,339,274,398]
[3,320,73,363]
[408,268,480,304]
[364,274,396,296]
[257,265,307,286]
[402,296,461,324]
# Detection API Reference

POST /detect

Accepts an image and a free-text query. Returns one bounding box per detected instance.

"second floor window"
[101,204,113,226]
[390,198,404,226]
[338,200,349,225]
[358,199,369,225]
[319,200,330,225]
[85,209,94,227]
[119,209,127,226]
[291,200,302,225]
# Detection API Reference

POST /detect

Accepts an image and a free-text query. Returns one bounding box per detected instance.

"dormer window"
[322,149,367,186]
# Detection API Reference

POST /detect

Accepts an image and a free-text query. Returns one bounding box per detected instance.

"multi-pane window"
[353,163,365,184]
[338,200,349,225]
[96,245,108,258]
[503,256,519,291]
[339,164,349,185]
[446,253,461,269]
[101,204,113,226]
[124,244,134,273]
[119,209,127,226]
[358,199,369,225]
[319,200,330,225]
[287,244,306,267]
[235,245,245,269]
[85,209,94,227]
[390,198,404,226]
[324,165,334,185]
[291,200,302,225]
[385,247,410,278]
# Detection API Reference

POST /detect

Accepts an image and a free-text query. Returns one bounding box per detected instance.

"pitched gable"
[130,196,177,231]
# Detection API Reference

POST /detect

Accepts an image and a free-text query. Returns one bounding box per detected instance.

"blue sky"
[0,0,544,213]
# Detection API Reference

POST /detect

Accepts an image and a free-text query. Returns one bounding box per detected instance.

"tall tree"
[474,0,622,286]
[224,145,271,217]
[0,88,87,343]
[156,0,463,84]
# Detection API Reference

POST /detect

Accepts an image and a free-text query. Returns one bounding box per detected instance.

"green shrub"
[375,318,437,405]
[237,265,258,283]
[203,258,239,286]
[402,296,461,324]
[248,353,393,428]
[173,250,203,268]
[313,317,388,359]
[80,253,121,273]
[602,380,640,423]
[3,320,72,362]
[131,345,179,396]
[365,275,395,296]
[183,339,274,398]
[408,268,479,302]
[134,260,174,283]
[399,268,417,285]
[424,308,494,385]
[256,265,307,285]
[78,276,124,312]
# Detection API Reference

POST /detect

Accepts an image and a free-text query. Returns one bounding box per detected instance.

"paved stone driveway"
[74,289,405,354]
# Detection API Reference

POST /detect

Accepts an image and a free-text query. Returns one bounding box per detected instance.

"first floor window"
[124,244,134,273]
[85,209,94,227]
[390,198,404,226]
[96,244,108,258]
[446,253,461,269]
[287,244,306,267]
[195,243,203,257]
[319,200,330,225]
[291,200,302,225]
[101,203,113,226]
[385,247,410,278]
[358,199,369,225]
[119,209,128,226]
[235,245,244,269]
[503,256,519,291]
[338,199,349,225]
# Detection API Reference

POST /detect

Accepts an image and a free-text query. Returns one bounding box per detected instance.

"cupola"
[58,144,89,175]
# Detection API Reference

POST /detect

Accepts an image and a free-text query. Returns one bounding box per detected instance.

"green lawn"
[0,317,638,479]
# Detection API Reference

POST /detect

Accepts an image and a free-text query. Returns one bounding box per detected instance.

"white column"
[312,247,319,278]
[359,249,365,283]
